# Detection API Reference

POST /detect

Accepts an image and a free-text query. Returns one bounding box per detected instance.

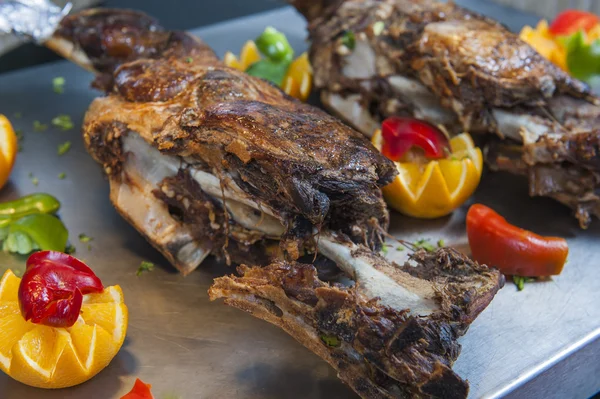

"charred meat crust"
[295,0,600,226]
[74,8,396,252]
[83,120,127,176]
[210,250,504,399]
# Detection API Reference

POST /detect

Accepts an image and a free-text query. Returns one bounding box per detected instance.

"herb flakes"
[57,141,72,156]
[28,172,39,186]
[513,275,535,291]
[78,233,93,243]
[137,261,155,276]
[437,239,445,248]
[341,30,356,50]
[65,244,76,254]
[33,120,48,132]
[414,238,435,252]
[185,57,193,63]
[51,114,74,131]
[320,334,341,348]
[14,112,22,119]
[58,172,66,179]
[381,244,388,255]
[52,77,65,94]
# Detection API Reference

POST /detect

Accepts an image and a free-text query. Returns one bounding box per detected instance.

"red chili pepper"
[18,251,104,328]
[121,378,154,399]
[381,117,450,162]
[549,10,600,36]
[466,204,569,277]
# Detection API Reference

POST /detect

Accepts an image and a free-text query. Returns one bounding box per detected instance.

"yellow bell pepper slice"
[372,130,483,219]
[223,40,313,101]
[0,115,18,190]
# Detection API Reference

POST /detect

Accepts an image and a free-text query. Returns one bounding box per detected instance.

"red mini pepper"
[121,378,154,399]
[381,117,450,162]
[18,251,104,328]
[466,204,568,276]
[549,10,600,36]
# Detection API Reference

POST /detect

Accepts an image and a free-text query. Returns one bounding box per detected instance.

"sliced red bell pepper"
[381,117,450,162]
[121,378,154,399]
[549,10,600,36]
[466,204,568,277]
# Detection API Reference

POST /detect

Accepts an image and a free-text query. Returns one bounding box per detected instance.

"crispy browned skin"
[291,0,600,227]
[210,249,504,399]
[53,9,396,266]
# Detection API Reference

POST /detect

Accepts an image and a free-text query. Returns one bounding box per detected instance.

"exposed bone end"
[45,36,96,72]
[321,91,380,136]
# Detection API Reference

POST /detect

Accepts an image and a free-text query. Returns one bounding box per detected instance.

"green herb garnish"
[137,261,155,276]
[320,334,341,348]
[185,57,193,63]
[65,244,76,254]
[396,246,405,251]
[437,239,445,248]
[15,129,23,152]
[58,172,66,179]
[78,233,93,243]
[373,21,385,36]
[52,77,65,94]
[381,244,388,255]
[28,173,39,186]
[33,120,47,132]
[57,141,71,156]
[341,30,356,50]
[14,112,22,119]
[513,275,535,291]
[414,238,435,252]
[51,114,74,131]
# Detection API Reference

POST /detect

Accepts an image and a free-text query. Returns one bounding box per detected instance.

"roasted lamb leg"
[292,0,600,228]
[210,235,504,399]
[33,8,398,274]
[0,4,504,397]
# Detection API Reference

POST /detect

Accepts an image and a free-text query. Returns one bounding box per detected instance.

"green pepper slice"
[245,59,290,86]
[8,214,68,252]
[255,26,294,63]
[0,193,61,218]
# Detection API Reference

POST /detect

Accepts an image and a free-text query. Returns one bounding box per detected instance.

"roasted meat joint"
[0,2,506,398]
[292,0,600,228]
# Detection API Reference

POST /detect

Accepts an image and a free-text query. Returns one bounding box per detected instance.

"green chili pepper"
[255,26,294,63]
[245,59,291,86]
[7,213,68,253]
[0,193,60,218]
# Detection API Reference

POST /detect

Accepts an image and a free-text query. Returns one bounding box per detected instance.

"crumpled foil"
[0,0,71,43]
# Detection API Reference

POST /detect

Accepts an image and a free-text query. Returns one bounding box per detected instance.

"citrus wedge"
[372,130,483,218]
[239,40,261,70]
[0,114,18,190]
[0,269,128,389]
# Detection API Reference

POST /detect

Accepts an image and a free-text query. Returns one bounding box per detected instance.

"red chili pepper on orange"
[381,117,450,161]
[18,250,104,327]
[466,204,569,277]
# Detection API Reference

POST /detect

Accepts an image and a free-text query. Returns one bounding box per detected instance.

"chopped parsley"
[320,334,341,348]
[414,238,435,252]
[15,129,23,152]
[137,261,155,276]
[65,244,76,254]
[52,77,65,94]
[381,244,389,255]
[58,172,66,179]
[513,275,535,291]
[373,21,385,36]
[51,114,74,131]
[396,246,405,251]
[28,172,39,186]
[341,30,355,50]
[57,141,71,156]
[14,112,22,119]
[33,120,48,132]
[78,233,93,243]
[185,57,193,63]
[437,239,445,248]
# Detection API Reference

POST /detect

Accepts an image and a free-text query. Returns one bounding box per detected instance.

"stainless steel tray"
[0,4,599,399]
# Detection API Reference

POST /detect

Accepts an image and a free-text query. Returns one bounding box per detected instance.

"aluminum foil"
[0,0,71,43]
